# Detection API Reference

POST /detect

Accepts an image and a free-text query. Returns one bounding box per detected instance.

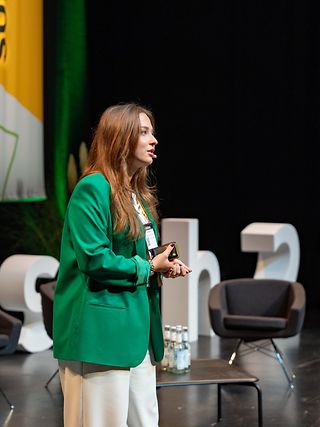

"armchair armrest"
[0,309,22,355]
[208,283,229,335]
[286,282,306,336]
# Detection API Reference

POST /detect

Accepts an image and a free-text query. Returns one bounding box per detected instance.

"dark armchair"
[0,309,22,356]
[39,281,58,388]
[40,281,56,340]
[208,278,306,388]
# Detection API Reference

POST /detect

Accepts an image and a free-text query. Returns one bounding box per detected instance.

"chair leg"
[0,387,14,409]
[243,339,295,388]
[229,339,243,365]
[270,339,295,388]
[45,368,59,389]
[228,338,295,388]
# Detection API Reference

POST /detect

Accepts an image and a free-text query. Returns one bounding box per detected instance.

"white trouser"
[58,351,159,427]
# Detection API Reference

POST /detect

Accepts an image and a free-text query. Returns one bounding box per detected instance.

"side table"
[156,358,263,427]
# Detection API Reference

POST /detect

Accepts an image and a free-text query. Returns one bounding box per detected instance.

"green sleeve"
[68,175,150,287]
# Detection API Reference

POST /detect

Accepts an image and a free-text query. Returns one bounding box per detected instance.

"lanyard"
[131,192,149,224]
[131,193,158,254]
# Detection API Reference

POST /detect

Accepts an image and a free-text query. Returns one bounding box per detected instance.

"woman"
[53,102,192,427]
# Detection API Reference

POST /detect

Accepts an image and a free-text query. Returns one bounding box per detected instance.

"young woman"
[53,102,191,427]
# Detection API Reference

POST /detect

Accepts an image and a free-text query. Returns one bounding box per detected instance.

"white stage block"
[241,222,300,281]
[161,218,220,342]
[0,254,59,352]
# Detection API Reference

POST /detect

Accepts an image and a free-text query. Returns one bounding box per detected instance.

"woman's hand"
[163,258,192,279]
[151,243,192,278]
[151,243,176,273]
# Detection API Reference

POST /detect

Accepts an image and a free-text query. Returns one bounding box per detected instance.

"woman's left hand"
[163,259,192,279]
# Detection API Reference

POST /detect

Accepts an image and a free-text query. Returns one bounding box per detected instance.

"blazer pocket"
[87,302,127,310]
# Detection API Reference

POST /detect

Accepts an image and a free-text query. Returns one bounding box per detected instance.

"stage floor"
[1,324,320,427]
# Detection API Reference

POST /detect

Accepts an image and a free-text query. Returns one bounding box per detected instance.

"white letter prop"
[161,218,220,342]
[241,222,300,281]
[0,254,59,352]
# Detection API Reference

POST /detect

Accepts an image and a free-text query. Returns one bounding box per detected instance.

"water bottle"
[172,325,185,374]
[161,324,171,371]
[167,326,176,373]
[182,326,191,373]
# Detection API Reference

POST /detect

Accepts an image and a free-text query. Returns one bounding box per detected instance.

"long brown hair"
[83,103,159,239]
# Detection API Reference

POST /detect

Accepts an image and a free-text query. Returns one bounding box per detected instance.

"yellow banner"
[0,0,45,201]
[0,0,43,121]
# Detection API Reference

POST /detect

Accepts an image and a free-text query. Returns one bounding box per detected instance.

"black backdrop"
[46,2,320,319]
[84,2,320,315]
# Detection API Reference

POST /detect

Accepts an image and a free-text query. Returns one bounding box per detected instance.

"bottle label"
[169,356,174,368]
[177,351,185,370]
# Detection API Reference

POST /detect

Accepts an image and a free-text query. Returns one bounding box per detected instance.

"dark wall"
[85,1,320,316]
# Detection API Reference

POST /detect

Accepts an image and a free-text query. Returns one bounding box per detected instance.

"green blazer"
[53,173,164,367]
